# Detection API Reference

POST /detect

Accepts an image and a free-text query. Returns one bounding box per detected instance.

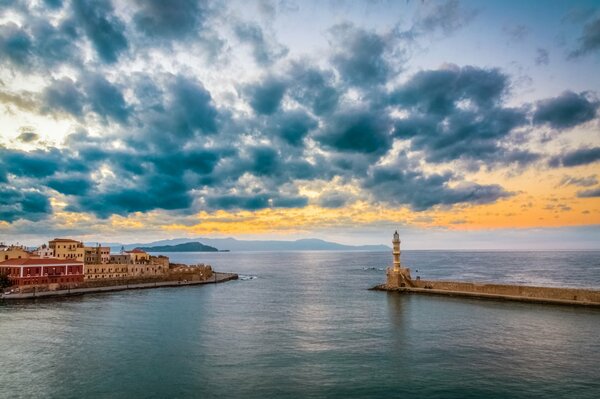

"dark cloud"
[0,185,51,222]
[83,74,130,122]
[234,21,288,66]
[390,66,508,114]
[317,192,349,208]
[315,108,392,155]
[41,77,85,117]
[0,17,79,71]
[363,162,512,211]
[390,65,531,166]
[287,63,339,115]
[133,0,205,39]
[69,176,193,218]
[549,147,600,167]
[0,22,32,67]
[16,132,39,143]
[569,16,600,58]
[73,0,128,63]
[533,91,597,129]
[46,174,93,196]
[329,23,391,87]
[270,110,317,146]
[577,187,600,198]
[244,77,286,115]
[0,148,73,178]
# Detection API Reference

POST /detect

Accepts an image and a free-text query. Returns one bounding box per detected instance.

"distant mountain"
[105,237,390,252]
[138,242,219,252]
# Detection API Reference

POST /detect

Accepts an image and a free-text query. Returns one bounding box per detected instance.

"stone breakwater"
[1,272,238,300]
[374,279,600,307]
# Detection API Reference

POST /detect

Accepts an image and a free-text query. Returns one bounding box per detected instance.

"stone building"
[0,258,84,287]
[84,245,111,264]
[0,244,31,261]
[34,244,54,258]
[125,248,151,264]
[49,238,85,262]
[84,263,129,280]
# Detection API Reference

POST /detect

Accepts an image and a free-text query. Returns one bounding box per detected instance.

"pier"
[377,231,600,307]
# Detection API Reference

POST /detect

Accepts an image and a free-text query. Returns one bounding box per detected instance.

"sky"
[0,0,599,249]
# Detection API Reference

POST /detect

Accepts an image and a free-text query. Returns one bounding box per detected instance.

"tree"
[0,272,12,289]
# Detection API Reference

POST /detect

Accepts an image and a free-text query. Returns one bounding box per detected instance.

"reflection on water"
[1,251,599,398]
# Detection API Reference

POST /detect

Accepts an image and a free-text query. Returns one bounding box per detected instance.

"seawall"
[374,279,600,307]
[1,272,238,300]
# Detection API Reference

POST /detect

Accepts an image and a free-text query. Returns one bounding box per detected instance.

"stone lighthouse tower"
[392,230,401,272]
[387,230,412,288]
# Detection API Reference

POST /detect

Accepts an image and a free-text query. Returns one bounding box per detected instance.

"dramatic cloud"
[329,23,391,87]
[244,77,287,115]
[133,0,207,40]
[390,65,533,165]
[316,108,392,155]
[41,78,85,117]
[577,187,600,198]
[0,185,51,222]
[0,0,597,230]
[73,0,128,63]
[234,21,288,66]
[533,91,597,129]
[569,16,600,58]
[549,147,600,167]
[363,161,512,211]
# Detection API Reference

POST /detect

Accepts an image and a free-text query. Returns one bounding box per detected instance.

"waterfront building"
[0,244,31,261]
[34,244,55,258]
[0,258,84,287]
[85,253,169,280]
[84,263,128,280]
[84,245,111,264]
[49,238,85,262]
[125,248,151,264]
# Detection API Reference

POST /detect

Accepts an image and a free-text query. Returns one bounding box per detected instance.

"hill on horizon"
[97,237,390,252]
[137,242,219,252]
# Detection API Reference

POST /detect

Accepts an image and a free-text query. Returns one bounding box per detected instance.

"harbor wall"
[381,279,600,306]
[1,272,238,300]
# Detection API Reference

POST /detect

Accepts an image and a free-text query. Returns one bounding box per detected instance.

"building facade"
[125,249,151,264]
[84,264,129,280]
[0,258,84,287]
[49,238,85,262]
[84,246,111,264]
[34,244,55,258]
[0,245,31,261]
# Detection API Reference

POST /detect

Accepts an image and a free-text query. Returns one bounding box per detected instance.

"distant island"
[138,242,219,252]
[100,237,390,252]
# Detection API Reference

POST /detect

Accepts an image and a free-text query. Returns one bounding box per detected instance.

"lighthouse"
[387,230,412,288]
[392,230,401,272]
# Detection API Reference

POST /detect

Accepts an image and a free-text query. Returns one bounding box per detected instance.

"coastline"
[1,272,238,300]
[373,280,600,308]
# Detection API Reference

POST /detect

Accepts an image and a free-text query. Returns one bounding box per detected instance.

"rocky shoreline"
[1,272,238,300]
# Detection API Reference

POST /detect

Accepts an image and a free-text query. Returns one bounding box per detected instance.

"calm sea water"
[1,250,599,399]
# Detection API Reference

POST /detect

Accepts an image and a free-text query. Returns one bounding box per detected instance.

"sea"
[1,250,599,399]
